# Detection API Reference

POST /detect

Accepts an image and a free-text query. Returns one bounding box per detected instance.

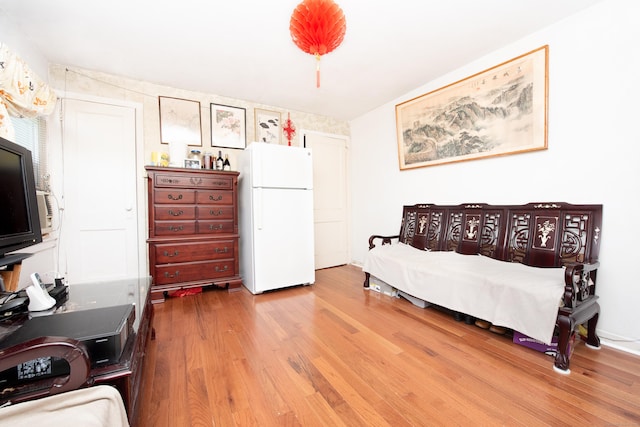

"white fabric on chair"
[0,385,129,427]
[364,243,565,344]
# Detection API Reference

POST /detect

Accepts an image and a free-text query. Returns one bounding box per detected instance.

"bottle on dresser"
[216,150,224,170]
[223,154,231,171]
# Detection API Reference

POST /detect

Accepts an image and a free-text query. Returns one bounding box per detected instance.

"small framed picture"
[255,108,281,144]
[184,159,201,169]
[158,96,203,147]
[211,103,246,149]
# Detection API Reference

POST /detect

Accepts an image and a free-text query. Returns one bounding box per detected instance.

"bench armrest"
[563,261,600,309]
[368,235,399,250]
[0,336,92,405]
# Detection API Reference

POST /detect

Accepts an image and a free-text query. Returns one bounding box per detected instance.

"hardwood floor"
[136,264,640,426]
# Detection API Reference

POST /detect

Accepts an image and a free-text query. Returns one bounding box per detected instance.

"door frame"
[300,129,351,267]
[47,92,147,279]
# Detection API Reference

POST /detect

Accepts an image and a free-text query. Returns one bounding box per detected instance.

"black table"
[0,277,154,425]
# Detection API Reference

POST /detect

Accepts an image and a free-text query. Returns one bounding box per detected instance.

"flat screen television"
[0,135,42,266]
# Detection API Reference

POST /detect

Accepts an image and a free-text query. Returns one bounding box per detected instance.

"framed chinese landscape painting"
[396,45,548,170]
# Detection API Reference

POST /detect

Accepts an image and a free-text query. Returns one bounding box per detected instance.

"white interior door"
[304,131,349,269]
[61,98,139,283]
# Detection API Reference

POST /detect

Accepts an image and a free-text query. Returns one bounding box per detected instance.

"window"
[9,116,48,191]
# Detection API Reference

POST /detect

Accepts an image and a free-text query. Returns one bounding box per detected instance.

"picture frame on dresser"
[184,159,201,169]
[159,96,203,147]
[210,103,246,149]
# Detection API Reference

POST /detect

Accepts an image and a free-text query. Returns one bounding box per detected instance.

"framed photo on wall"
[159,96,202,147]
[210,103,246,149]
[395,45,548,170]
[254,108,281,144]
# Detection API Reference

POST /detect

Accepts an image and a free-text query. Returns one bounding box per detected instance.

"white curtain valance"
[0,42,57,140]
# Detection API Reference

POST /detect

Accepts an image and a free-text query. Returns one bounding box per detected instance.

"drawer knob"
[210,209,223,216]
[168,194,183,201]
[168,225,184,232]
[215,265,229,273]
[214,247,228,254]
[168,210,184,216]
[209,224,223,231]
[163,250,179,257]
[164,271,180,278]
[209,195,223,201]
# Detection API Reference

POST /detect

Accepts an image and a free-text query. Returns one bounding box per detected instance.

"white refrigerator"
[238,142,315,294]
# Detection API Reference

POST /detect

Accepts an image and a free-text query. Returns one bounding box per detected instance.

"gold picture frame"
[254,108,281,144]
[396,45,548,170]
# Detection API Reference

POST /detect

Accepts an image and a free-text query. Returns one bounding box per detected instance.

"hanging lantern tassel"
[315,53,321,88]
[290,0,346,89]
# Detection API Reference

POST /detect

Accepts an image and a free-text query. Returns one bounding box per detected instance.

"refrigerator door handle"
[256,187,263,230]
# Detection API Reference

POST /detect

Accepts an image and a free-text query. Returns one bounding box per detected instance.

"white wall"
[350,0,640,354]
[0,12,49,79]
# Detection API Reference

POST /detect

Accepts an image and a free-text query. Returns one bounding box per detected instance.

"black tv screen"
[0,148,30,234]
[0,135,42,262]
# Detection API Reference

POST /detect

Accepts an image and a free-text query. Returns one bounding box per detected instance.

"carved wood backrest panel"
[399,202,602,267]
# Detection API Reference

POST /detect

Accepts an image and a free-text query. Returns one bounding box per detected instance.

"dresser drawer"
[196,190,234,205]
[155,205,196,220]
[197,206,234,220]
[154,221,196,235]
[154,260,237,285]
[153,189,196,204]
[197,220,234,234]
[154,173,234,189]
[153,240,236,263]
[198,175,234,190]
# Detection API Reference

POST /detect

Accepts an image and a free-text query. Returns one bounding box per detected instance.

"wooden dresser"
[145,167,242,303]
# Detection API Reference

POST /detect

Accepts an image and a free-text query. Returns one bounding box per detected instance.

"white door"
[61,99,139,283]
[304,132,349,269]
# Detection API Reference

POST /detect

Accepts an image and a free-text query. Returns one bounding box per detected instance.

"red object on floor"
[169,287,202,298]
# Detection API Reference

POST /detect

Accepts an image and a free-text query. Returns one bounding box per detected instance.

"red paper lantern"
[290,0,346,88]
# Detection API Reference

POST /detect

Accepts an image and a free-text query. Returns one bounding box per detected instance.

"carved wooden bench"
[363,202,602,374]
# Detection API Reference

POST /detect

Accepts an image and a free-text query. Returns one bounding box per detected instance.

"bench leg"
[363,272,370,288]
[553,301,601,374]
[554,315,574,375]
[584,311,601,349]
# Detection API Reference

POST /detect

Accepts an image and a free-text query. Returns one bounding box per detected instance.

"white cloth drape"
[364,243,565,344]
[0,385,129,426]
[0,42,57,140]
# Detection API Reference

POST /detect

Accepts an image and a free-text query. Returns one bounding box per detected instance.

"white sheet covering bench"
[364,243,564,344]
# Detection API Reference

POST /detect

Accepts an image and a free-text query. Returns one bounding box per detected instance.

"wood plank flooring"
[136,264,640,426]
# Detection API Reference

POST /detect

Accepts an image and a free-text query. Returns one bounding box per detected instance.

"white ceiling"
[0,0,602,121]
